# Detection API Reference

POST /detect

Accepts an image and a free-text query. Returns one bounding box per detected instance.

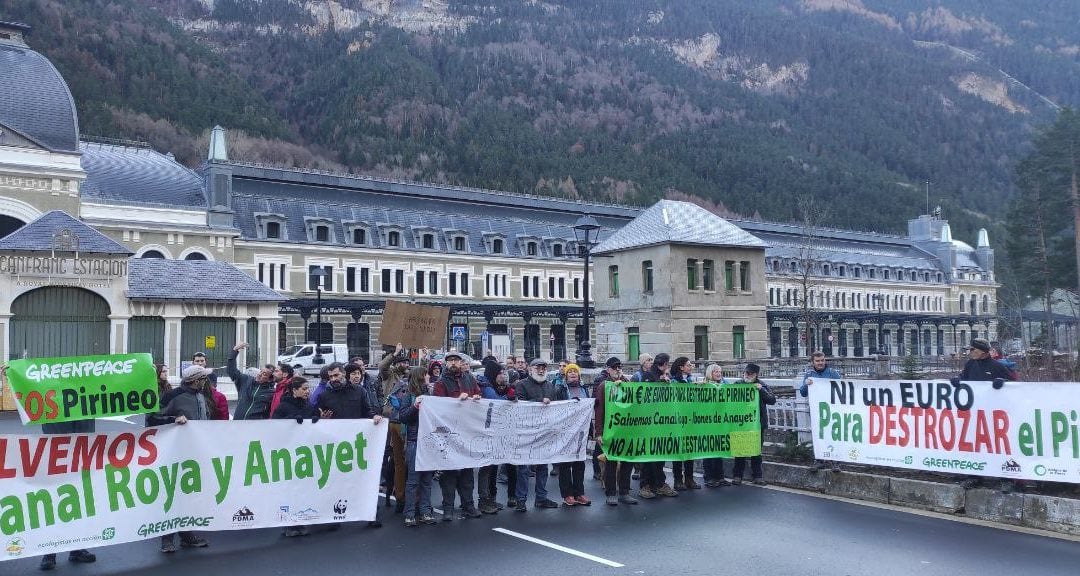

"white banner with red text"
[416,396,595,471]
[808,378,1080,483]
[0,419,387,561]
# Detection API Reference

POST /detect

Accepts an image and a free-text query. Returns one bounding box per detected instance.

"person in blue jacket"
[798,352,842,472]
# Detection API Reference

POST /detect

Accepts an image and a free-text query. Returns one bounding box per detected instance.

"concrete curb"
[761,461,1080,536]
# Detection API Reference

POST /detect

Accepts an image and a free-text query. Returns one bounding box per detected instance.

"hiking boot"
[442,507,454,522]
[618,494,640,505]
[180,536,208,548]
[535,499,560,509]
[731,478,743,486]
[420,514,437,524]
[655,483,679,497]
[460,505,482,519]
[575,495,592,506]
[40,555,56,571]
[160,540,177,553]
[606,495,619,506]
[404,516,418,527]
[673,481,687,491]
[515,502,528,512]
[638,486,656,499]
[704,480,721,488]
[479,500,500,515]
[686,479,702,489]
[563,496,578,506]
[368,520,383,528]
[752,479,767,486]
[507,498,519,509]
[283,528,303,537]
[68,550,96,564]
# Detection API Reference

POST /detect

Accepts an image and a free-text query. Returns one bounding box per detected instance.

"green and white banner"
[0,420,387,560]
[601,382,762,461]
[808,378,1080,483]
[3,354,158,425]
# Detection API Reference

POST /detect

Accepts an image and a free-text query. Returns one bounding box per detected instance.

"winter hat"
[483,362,503,386]
[605,356,622,369]
[970,338,991,353]
[564,363,581,375]
[744,363,761,375]
[181,365,213,383]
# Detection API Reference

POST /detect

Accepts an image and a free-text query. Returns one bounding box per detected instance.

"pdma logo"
[1001,459,1022,474]
[232,507,255,523]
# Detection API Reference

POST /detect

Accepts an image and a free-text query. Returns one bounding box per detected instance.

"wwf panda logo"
[333,500,348,514]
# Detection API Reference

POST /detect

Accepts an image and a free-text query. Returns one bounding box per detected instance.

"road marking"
[759,483,1080,543]
[493,527,625,568]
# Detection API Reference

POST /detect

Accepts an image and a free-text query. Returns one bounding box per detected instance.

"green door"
[180,317,236,371]
[10,287,110,359]
[128,316,165,363]
[627,328,640,362]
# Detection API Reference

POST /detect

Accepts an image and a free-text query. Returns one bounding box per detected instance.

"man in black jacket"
[229,342,275,420]
[956,338,1014,387]
[315,362,385,526]
[631,353,678,499]
[512,359,567,512]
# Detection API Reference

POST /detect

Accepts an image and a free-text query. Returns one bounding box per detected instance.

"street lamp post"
[951,318,958,357]
[573,214,601,369]
[311,267,328,367]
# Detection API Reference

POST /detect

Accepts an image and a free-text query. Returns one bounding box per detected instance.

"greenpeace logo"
[137,516,213,536]
[922,457,986,471]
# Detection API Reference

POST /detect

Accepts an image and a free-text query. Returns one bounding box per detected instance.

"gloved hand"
[506,387,516,401]
[992,378,1005,390]
[950,377,961,387]
[296,416,304,424]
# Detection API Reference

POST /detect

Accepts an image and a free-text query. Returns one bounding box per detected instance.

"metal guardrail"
[766,397,812,444]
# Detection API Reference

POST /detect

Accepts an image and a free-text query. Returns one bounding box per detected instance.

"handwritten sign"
[378,300,449,348]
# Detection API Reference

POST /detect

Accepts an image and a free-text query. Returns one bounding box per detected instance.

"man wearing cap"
[154,364,218,551]
[432,351,484,520]
[512,359,567,511]
[593,357,638,506]
[727,363,776,486]
[955,338,1014,387]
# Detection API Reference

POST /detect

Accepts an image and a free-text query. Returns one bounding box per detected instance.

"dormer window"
[822,264,830,276]
[883,269,890,280]
[553,244,563,257]
[422,234,435,249]
[353,228,366,244]
[454,236,466,251]
[379,224,406,248]
[527,242,538,256]
[305,218,335,243]
[412,226,439,250]
[255,213,288,241]
[483,232,508,255]
[315,225,330,242]
[388,231,400,247]
[493,238,504,253]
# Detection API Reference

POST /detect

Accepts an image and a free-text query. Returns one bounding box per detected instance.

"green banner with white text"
[601,382,762,461]
[3,354,158,425]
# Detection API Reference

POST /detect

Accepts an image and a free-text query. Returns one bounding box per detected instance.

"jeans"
[558,461,586,498]
[515,464,549,503]
[404,441,433,517]
[639,461,666,489]
[732,455,763,479]
[703,458,727,481]
[438,468,475,511]
[499,464,518,502]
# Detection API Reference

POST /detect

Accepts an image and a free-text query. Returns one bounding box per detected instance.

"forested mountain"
[5,0,1080,238]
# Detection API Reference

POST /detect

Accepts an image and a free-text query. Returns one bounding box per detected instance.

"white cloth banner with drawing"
[416,396,595,471]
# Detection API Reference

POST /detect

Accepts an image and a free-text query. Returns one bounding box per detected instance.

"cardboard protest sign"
[3,353,158,425]
[602,382,762,461]
[378,300,449,348]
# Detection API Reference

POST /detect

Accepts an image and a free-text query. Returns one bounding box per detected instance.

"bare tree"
[795,196,829,355]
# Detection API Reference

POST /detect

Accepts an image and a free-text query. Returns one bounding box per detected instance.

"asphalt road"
[2,413,1079,575]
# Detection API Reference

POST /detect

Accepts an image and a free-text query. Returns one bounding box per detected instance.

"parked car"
[277,343,349,375]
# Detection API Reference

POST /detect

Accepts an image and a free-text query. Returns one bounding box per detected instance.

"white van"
[277,343,350,375]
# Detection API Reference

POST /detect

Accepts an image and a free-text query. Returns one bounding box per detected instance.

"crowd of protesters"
[0,336,1024,570]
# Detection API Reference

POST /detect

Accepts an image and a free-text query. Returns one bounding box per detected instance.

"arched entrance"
[0,214,25,240]
[9,287,111,359]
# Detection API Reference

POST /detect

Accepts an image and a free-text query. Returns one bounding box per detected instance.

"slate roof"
[229,174,629,259]
[593,200,766,254]
[752,229,940,271]
[0,210,132,254]
[80,142,207,208]
[0,43,79,152]
[127,259,285,302]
